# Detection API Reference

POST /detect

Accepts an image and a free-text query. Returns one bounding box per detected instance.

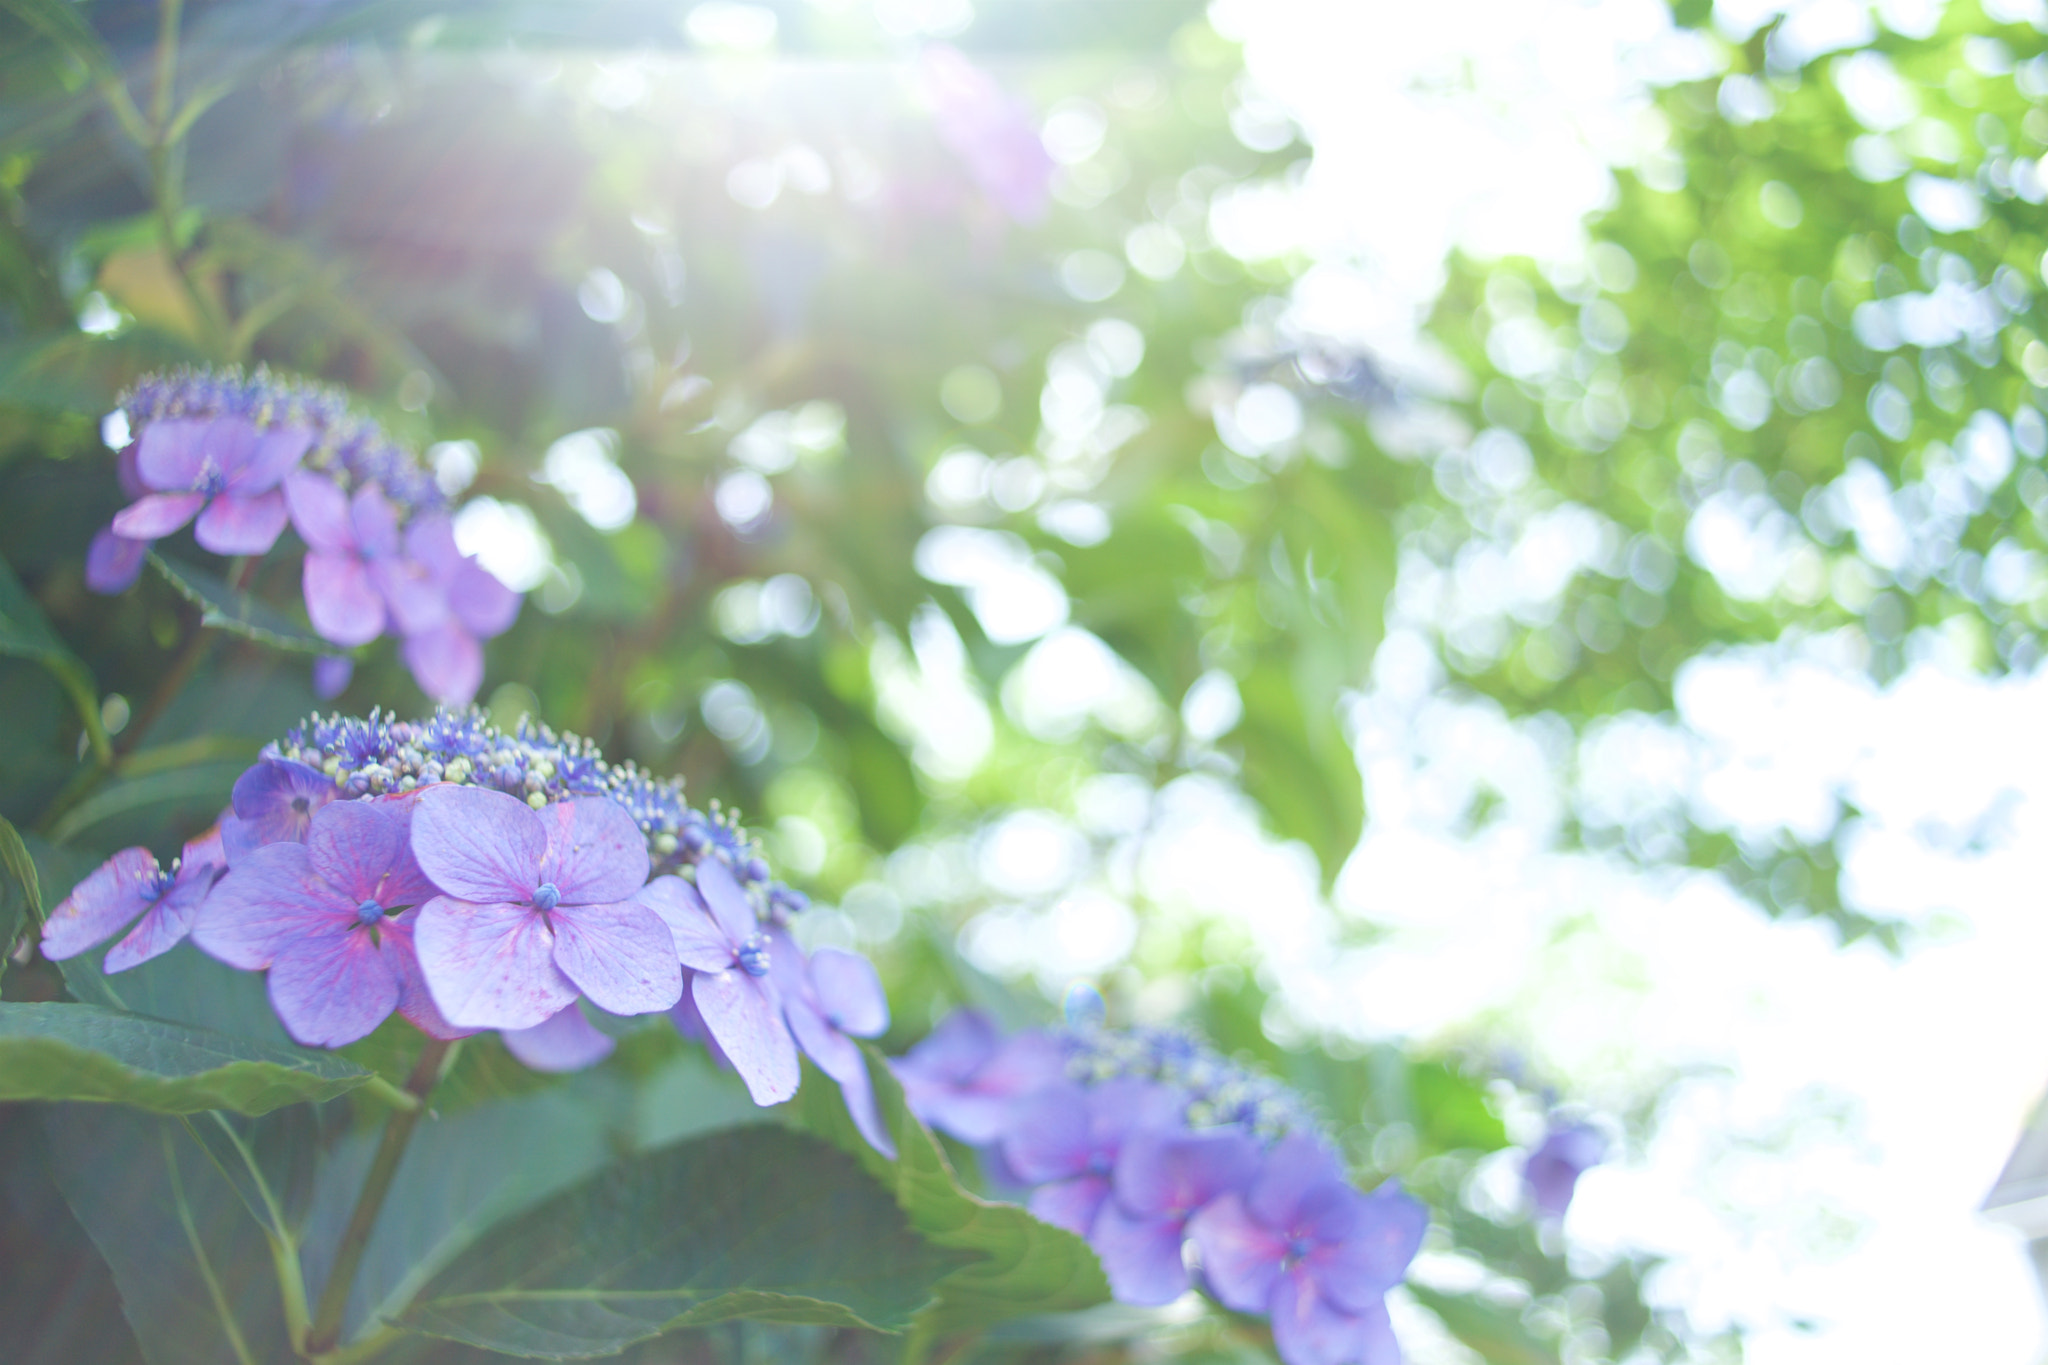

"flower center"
[532,882,561,913]
[736,934,771,978]
[355,899,383,926]
[291,796,310,814]
[1284,1236,1312,1267]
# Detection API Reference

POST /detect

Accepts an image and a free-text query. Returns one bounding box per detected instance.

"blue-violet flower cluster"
[86,368,518,705]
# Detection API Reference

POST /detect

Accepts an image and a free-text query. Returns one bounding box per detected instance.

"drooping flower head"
[41,827,227,972]
[1524,1119,1607,1220]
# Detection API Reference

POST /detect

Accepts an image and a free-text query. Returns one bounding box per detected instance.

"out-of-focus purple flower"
[891,1009,1066,1143]
[1002,1079,1183,1237]
[917,45,1054,224]
[223,757,340,862]
[1189,1136,1427,1365]
[192,798,443,1046]
[1524,1120,1606,1219]
[85,527,148,593]
[410,786,679,1031]
[387,514,519,706]
[769,930,894,1155]
[41,830,228,972]
[285,471,401,647]
[110,416,310,556]
[637,858,798,1106]
[313,655,354,699]
[502,1003,616,1072]
[1094,1127,1261,1305]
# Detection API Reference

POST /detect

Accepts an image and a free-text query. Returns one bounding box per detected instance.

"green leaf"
[147,553,335,655]
[789,1045,1113,1340]
[0,551,109,763]
[395,1125,970,1359]
[0,813,40,977]
[1408,1284,1563,1365]
[0,1002,372,1115]
[1231,657,1365,891]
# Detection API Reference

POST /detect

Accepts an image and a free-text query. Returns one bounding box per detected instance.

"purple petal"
[895,1009,1001,1085]
[190,842,352,969]
[670,978,735,1070]
[230,425,312,493]
[381,907,476,1041]
[413,895,576,1030]
[1030,1176,1111,1238]
[134,418,222,489]
[635,876,737,972]
[1248,1134,1348,1232]
[220,815,264,865]
[86,528,147,593]
[1188,1193,1287,1315]
[179,827,228,881]
[1115,1128,1262,1219]
[537,798,650,906]
[1308,1181,1428,1316]
[313,654,354,699]
[285,471,355,554]
[404,511,464,576]
[449,558,520,638]
[692,970,799,1106]
[115,441,144,498]
[809,949,888,1037]
[1004,1083,1093,1182]
[304,551,386,647]
[503,1003,616,1072]
[40,848,159,961]
[370,556,449,636]
[305,798,430,908]
[1525,1123,1606,1219]
[1091,1203,1192,1306]
[194,489,288,555]
[693,856,758,948]
[785,994,895,1157]
[230,758,338,845]
[410,785,543,904]
[401,622,484,706]
[267,928,400,1047]
[111,491,205,540]
[349,483,401,560]
[103,870,213,973]
[1269,1271,1398,1365]
[548,899,683,1017]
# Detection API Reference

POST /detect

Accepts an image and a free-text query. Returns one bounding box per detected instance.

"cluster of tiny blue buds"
[269,707,799,902]
[1061,1024,1321,1142]
[121,366,444,515]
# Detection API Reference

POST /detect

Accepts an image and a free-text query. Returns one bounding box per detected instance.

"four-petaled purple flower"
[410,785,681,1030]
[769,929,894,1154]
[42,829,228,972]
[222,756,340,862]
[890,1009,1066,1143]
[110,416,311,558]
[1093,1127,1261,1305]
[192,797,450,1046]
[637,858,798,1106]
[1524,1120,1606,1219]
[1190,1136,1427,1365]
[1001,1079,1184,1237]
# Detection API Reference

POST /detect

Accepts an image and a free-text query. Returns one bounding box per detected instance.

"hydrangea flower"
[770,930,893,1154]
[410,785,681,1031]
[285,471,407,647]
[1000,1079,1184,1236]
[192,797,454,1046]
[1093,1127,1261,1305]
[1189,1136,1427,1365]
[222,756,341,861]
[109,415,312,557]
[41,829,227,972]
[1524,1120,1606,1219]
[637,858,797,1105]
[890,1009,1066,1143]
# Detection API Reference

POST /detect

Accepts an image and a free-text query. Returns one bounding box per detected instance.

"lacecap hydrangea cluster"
[40,708,889,1146]
[891,1012,1427,1365]
[85,367,520,706]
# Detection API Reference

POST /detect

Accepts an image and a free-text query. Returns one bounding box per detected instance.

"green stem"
[303,1038,453,1358]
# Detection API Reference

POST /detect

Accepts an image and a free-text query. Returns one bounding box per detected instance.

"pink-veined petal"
[1091,1203,1192,1307]
[190,842,353,969]
[349,483,400,560]
[303,551,386,646]
[502,1003,616,1072]
[285,471,355,553]
[1307,1181,1428,1316]
[635,876,736,972]
[809,948,888,1037]
[1029,1176,1110,1238]
[693,856,758,948]
[549,899,682,1017]
[41,848,158,961]
[305,799,411,906]
[413,895,574,1031]
[381,907,475,1040]
[369,556,448,635]
[410,785,543,903]
[1115,1128,1260,1219]
[134,418,215,488]
[103,872,213,973]
[86,528,147,593]
[1268,1271,1394,1365]
[692,970,798,1106]
[785,994,895,1157]
[267,929,401,1048]
[231,425,314,493]
[195,489,288,555]
[537,797,650,906]
[111,491,206,540]
[401,622,483,706]
[1187,1193,1287,1315]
